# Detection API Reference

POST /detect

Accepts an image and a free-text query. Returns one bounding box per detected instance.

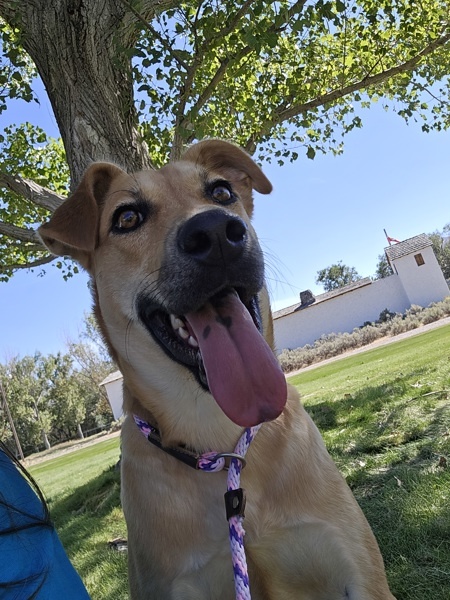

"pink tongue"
[185,293,287,427]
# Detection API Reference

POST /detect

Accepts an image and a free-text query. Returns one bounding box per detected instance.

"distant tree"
[0,316,116,455]
[37,353,86,443]
[1,351,92,454]
[429,226,450,279]
[65,312,116,432]
[316,261,362,292]
[374,253,394,279]
[0,354,53,452]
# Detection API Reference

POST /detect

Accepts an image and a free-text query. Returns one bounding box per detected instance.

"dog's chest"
[121,441,232,567]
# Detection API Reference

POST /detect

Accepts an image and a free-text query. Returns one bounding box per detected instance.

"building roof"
[384,233,431,262]
[273,277,372,320]
[100,370,123,387]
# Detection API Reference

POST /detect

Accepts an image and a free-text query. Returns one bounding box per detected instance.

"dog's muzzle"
[136,208,287,428]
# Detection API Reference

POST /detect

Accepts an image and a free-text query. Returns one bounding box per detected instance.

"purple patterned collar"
[133,414,246,472]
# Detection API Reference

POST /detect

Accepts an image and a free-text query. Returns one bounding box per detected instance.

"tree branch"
[0,172,65,212]
[181,46,253,145]
[279,30,450,123]
[204,0,307,51]
[0,0,25,27]
[126,0,178,19]
[416,82,447,106]
[118,0,189,70]
[175,0,309,151]
[186,57,231,121]
[169,59,201,160]
[200,0,255,53]
[0,220,40,243]
[170,2,269,159]
[244,29,450,152]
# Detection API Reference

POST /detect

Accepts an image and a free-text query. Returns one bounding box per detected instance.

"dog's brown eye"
[210,183,235,204]
[212,185,231,203]
[118,209,140,229]
[112,205,145,234]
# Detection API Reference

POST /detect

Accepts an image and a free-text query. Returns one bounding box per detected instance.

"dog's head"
[39,140,287,434]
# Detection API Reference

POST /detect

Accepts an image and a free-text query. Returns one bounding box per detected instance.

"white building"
[99,370,124,421]
[273,234,449,352]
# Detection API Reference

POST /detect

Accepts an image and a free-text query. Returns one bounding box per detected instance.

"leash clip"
[224,487,247,520]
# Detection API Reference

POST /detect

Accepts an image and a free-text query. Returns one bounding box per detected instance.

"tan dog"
[39,141,395,600]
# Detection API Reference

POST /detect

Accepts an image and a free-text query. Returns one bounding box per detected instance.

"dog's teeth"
[170,314,184,330]
[178,327,189,340]
[188,336,198,348]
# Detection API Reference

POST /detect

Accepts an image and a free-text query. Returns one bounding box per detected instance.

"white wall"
[274,275,411,351]
[393,246,450,307]
[103,378,124,421]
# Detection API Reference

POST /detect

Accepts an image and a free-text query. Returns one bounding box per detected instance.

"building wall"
[274,275,411,351]
[103,378,124,421]
[393,246,450,307]
[274,241,450,352]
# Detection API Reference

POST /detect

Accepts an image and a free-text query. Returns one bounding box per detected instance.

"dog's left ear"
[181,140,272,215]
[38,162,125,271]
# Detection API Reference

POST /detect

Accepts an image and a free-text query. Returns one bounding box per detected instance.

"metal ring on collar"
[212,452,247,470]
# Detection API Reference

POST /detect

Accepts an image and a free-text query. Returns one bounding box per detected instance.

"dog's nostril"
[177,210,248,265]
[184,230,211,255]
[226,219,247,244]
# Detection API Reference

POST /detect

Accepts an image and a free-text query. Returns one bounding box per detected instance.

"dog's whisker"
[261,246,292,284]
[125,317,133,364]
[136,270,162,297]
[260,247,306,305]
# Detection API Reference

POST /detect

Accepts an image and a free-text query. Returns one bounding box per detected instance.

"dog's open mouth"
[138,289,287,427]
[142,290,261,386]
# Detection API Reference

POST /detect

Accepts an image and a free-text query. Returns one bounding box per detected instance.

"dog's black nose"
[177,210,248,265]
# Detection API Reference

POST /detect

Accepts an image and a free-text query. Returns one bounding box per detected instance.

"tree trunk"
[0,0,172,186]
[42,430,51,450]
[77,423,84,439]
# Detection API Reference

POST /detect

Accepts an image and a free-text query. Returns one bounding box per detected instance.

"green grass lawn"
[290,324,450,599]
[30,325,450,599]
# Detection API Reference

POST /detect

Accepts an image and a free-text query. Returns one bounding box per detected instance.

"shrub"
[358,325,380,346]
[405,304,423,317]
[378,308,396,323]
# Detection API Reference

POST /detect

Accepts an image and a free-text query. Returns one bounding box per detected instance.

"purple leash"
[224,424,261,600]
[133,415,261,600]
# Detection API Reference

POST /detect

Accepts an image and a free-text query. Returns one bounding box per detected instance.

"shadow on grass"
[50,458,449,600]
[304,378,450,600]
[49,465,128,600]
[347,459,450,600]
[305,367,443,452]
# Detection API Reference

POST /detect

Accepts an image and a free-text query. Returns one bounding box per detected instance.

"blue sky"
[1,84,450,360]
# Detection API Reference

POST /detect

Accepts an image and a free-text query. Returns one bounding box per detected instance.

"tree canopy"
[1,0,450,279]
[374,253,394,279]
[316,260,362,291]
[0,313,115,455]
[428,224,450,279]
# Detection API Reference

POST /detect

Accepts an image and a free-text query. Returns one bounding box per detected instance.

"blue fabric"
[0,449,90,599]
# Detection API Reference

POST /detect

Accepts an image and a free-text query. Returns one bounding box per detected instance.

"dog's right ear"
[38,162,125,270]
